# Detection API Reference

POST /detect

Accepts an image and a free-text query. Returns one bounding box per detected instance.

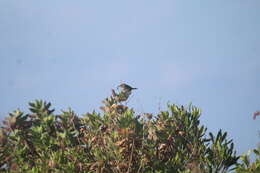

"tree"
[0,87,239,172]
[234,111,260,172]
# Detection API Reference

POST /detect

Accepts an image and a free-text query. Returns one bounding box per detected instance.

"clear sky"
[0,1,259,156]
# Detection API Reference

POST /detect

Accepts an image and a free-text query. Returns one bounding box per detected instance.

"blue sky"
[0,1,259,155]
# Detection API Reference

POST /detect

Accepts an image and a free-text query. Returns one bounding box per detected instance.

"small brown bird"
[118,83,137,92]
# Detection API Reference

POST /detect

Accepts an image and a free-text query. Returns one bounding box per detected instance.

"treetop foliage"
[0,85,257,172]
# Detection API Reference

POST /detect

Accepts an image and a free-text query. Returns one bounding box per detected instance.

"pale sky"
[0,0,259,156]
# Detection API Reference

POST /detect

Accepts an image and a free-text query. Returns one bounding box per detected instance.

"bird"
[118,83,137,92]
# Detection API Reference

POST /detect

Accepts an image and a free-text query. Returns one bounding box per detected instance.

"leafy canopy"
[0,87,240,173]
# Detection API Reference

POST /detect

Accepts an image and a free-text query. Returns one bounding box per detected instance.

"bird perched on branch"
[115,83,137,103]
[118,83,137,92]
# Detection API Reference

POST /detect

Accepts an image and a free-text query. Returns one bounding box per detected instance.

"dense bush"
[235,146,260,173]
[0,87,240,172]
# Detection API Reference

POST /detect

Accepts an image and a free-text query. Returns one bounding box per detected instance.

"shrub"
[235,147,260,173]
[0,87,239,172]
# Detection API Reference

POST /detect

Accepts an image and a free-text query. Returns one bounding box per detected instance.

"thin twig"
[127,139,135,173]
[137,118,146,173]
